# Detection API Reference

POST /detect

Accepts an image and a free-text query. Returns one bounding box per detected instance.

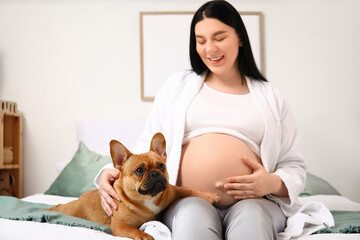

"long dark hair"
[189,0,266,82]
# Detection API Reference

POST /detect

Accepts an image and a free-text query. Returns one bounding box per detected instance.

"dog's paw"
[134,232,154,240]
[203,192,221,206]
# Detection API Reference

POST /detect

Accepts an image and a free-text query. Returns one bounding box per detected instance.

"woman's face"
[195,17,241,77]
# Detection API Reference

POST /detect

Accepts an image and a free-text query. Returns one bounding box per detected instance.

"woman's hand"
[223,157,288,199]
[98,168,121,216]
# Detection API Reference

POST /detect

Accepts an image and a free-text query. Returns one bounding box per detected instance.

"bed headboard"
[75,117,146,155]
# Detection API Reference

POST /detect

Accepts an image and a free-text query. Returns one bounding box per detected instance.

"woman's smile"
[208,55,224,64]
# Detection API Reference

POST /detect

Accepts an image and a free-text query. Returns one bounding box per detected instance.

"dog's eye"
[135,167,146,176]
[158,163,165,172]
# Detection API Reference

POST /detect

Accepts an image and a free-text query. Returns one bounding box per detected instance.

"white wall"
[0,0,359,202]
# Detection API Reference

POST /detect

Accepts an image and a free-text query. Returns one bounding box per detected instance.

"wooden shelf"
[0,110,23,198]
[0,164,21,169]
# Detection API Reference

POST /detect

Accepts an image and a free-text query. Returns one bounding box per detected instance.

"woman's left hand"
[223,157,286,199]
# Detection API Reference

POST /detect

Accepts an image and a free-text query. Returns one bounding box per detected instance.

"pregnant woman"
[96,1,306,239]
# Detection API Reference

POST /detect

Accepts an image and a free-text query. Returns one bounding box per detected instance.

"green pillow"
[45,141,112,197]
[299,172,341,197]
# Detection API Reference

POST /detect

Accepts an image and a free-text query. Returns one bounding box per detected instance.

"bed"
[1,118,359,240]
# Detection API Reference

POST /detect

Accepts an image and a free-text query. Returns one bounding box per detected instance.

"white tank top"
[183,82,265,157]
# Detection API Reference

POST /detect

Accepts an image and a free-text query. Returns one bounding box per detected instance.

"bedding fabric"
[0,195,172,240]
[0,196,111,233]
[315,211,360,234]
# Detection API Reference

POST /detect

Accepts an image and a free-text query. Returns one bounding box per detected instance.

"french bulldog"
[46,132,220,240]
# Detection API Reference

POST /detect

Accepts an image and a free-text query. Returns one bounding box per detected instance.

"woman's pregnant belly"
[177,133,262,206]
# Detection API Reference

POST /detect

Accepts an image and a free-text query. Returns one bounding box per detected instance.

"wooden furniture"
[0,104,24,198]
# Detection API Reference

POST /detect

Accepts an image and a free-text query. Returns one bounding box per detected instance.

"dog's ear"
[150,132,167,160]
[110,140,132,169]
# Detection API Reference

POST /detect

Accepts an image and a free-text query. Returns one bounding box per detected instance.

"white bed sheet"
[299,195,360,211]
[299,234,360,240]
[1,194,359,240]
[22,192,78,205]
[0,219,127,240]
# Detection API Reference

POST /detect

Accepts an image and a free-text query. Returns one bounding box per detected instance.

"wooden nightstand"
[0,104,24,198]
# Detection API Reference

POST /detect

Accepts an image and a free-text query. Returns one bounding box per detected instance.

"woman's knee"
[224,199,270,225]
[162,197,222,239]
[239,199,272,217]
[224,198,286,239]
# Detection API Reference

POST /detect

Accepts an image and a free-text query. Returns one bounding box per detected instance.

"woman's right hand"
[98,168,121,216]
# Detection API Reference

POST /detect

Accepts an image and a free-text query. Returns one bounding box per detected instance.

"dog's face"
[110,133,169,201]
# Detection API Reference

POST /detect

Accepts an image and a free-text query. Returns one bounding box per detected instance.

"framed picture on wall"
[140,11,264,101]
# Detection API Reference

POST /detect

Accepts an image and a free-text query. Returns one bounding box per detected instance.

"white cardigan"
[135,70,306,217]
[96,70,307,217]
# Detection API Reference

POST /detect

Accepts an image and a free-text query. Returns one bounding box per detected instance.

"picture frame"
[140,11,264,101]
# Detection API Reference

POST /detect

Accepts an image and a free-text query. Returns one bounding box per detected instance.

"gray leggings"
[161,197,286,240]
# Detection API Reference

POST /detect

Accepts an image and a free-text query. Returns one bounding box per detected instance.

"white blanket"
[279,202,334,240]
[140,221,172,240]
